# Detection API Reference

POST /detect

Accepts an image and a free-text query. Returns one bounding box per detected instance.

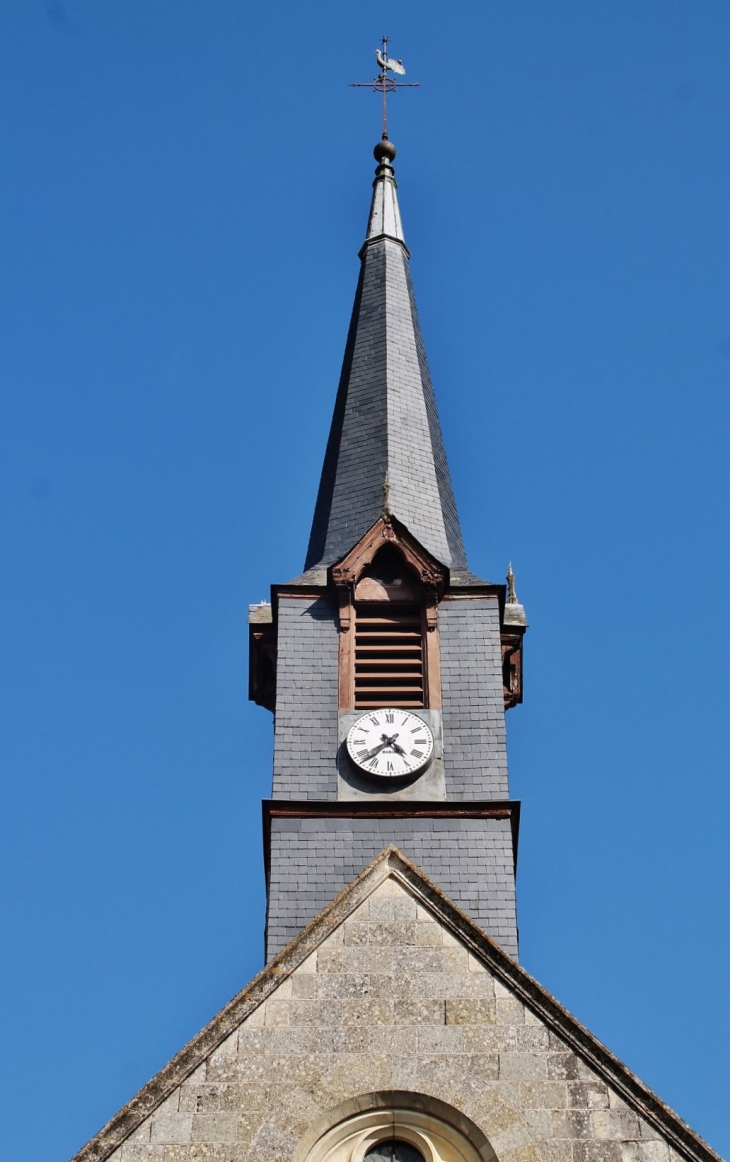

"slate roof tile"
[305,155,468,572]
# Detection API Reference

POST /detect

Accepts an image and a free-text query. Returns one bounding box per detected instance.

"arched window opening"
[298,1091,494,1162]
[364,1142,425,1162]
[353,547,426,710]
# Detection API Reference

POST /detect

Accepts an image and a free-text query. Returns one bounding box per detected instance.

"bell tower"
[69,46,722,1158]
[249,136,528,962]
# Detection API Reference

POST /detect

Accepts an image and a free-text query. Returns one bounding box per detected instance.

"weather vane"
[350,37,420,140]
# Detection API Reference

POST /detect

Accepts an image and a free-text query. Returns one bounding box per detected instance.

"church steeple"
[69,57,722,1162]
[246,130,525,966]
[305,138,468,573]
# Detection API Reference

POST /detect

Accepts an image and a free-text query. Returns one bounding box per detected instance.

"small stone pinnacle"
[506,562,518,604]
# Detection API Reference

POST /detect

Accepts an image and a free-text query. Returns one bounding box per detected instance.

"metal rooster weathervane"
[350,37,420,140]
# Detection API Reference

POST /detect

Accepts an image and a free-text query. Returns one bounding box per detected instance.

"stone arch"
[396,1058,542,1162]
[295,1091,496,1162]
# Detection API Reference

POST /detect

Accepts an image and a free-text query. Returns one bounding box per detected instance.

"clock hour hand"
[362,733,400,761]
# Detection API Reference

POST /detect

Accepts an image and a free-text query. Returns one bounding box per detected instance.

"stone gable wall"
[109,878,686,1162]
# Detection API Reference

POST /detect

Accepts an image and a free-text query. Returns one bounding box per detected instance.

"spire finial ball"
[374,136,396,163]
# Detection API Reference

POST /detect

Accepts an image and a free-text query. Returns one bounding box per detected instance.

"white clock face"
[346,709,434,779]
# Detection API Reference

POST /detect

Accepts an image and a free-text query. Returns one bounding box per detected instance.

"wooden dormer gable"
[330,515,448,597]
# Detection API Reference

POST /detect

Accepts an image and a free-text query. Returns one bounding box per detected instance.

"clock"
[346,708,434,779]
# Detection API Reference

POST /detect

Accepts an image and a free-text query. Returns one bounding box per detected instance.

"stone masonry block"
[499,1052,549,1080]
[191,1113,237,1143]
[446,998,497,1025]
[573,1146,625,1162]
[622,1145,671,1162]
[592,1109,643,1141]
[394,998,445,1025]
[148,1114,194,1144]
[568,1081,611,1109]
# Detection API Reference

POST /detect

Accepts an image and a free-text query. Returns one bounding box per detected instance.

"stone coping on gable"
[69,848,723,1162]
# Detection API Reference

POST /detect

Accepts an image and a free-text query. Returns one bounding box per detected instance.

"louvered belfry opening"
[354,599,425,709]
[354,603,425,708]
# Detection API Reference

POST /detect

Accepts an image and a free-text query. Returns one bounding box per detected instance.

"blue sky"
[1,2,729,1159]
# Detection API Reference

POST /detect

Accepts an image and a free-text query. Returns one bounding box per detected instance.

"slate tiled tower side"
[271,596,339,801]
[265,816,519,959]
[258,141,527,963]
[270,595,510,804]
[439,598,510,799]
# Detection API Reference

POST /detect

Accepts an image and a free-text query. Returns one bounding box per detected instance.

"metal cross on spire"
[350,37,419,140]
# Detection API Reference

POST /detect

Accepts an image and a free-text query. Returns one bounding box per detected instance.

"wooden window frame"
[501,627,525,709]
[331,517,444,711]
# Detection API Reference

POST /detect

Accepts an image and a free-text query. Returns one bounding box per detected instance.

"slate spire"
[305,138,468,572]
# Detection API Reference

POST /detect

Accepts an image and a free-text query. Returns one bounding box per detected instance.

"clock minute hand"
[362,733,400,761]
[362,739,391,761]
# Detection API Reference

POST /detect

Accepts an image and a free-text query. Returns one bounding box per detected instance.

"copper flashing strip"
[265,800,516,819]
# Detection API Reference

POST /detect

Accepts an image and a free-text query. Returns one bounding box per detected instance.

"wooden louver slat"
[354,603,425,708]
